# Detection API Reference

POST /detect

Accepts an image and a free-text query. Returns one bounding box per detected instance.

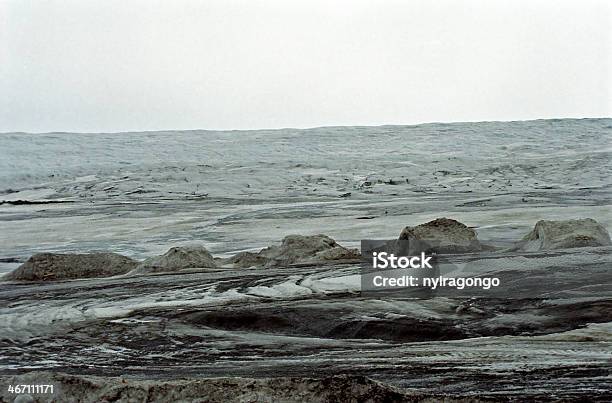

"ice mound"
[398,217,483,254]
[134,245,217,274]
[225,235,360,268]
[514,218,611,251]
[3,252,137,281]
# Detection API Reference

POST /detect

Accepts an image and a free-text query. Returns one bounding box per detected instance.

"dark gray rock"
[224,235,360,268]
[134,245,217,274]
[3,252,137,281]
[399,217,483,254]
[514,218,611,251]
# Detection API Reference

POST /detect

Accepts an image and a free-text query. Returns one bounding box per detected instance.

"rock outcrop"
[223,251,268,269]
[0,372,408,403]
[3,252,138,281]
[514,218,611,251]
[398,218,483,254]
[225,235,360,268]
[134,245,217,274]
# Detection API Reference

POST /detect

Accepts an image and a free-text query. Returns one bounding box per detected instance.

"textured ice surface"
[0,119,611,399]
[1,119,611,270]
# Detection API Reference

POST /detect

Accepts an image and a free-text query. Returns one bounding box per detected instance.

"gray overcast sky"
[1,0,610,133]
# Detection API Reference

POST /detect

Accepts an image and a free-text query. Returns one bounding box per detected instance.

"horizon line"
[2,116,610,135]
